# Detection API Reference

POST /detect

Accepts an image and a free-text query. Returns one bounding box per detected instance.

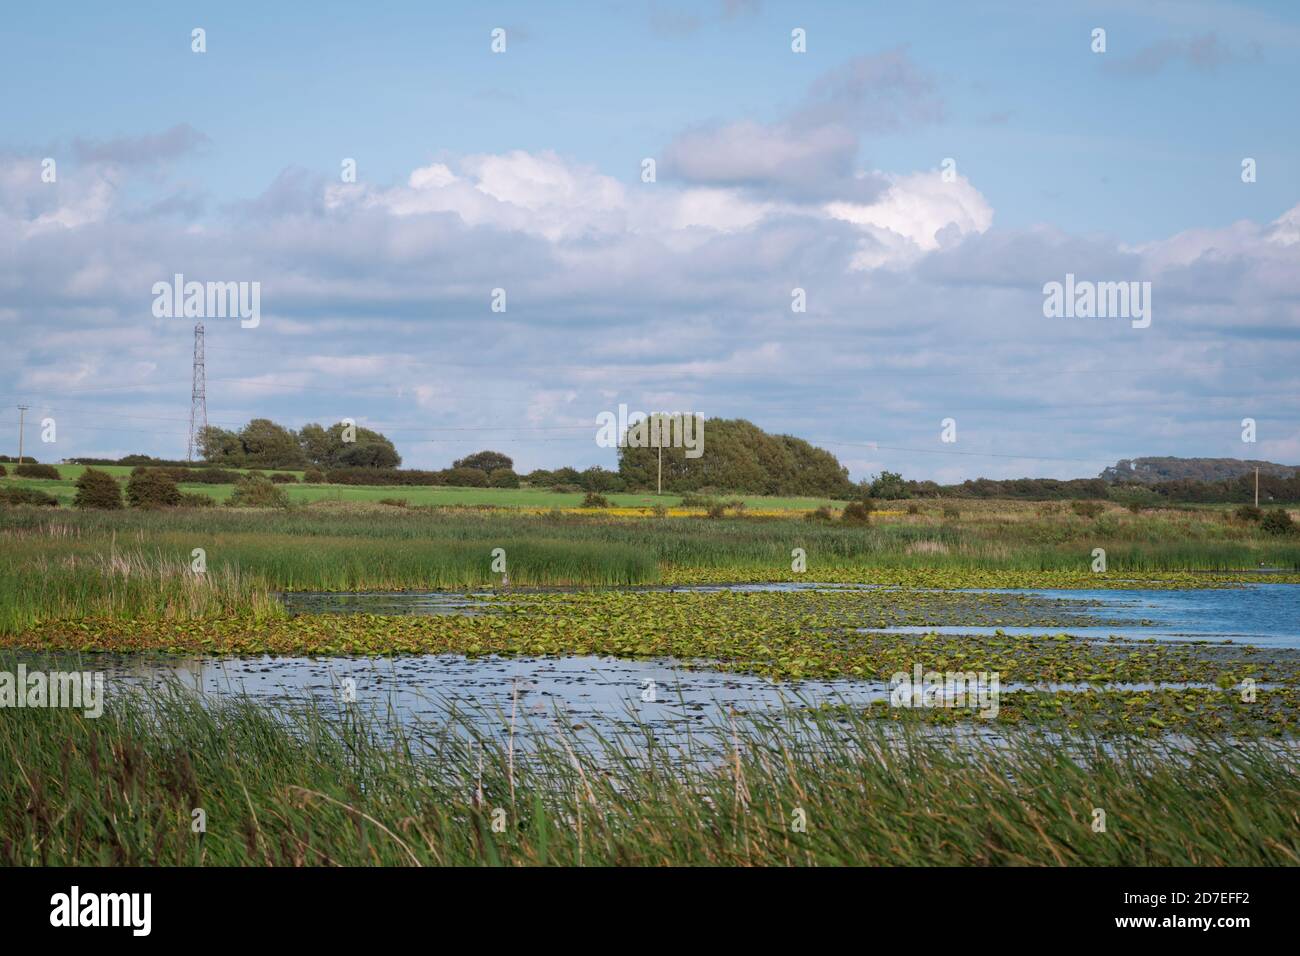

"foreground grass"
[2,679,1295,866]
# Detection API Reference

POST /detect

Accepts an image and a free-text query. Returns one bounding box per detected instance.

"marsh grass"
[2,674,1296,866]
[1,504,1297,633]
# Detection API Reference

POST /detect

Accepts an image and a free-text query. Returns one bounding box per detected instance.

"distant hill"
[1101,457,1298,485]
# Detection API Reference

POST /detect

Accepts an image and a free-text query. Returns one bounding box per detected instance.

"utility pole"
[1255,467,1259,508]
[657,443,662,496]
[16,405,29,466]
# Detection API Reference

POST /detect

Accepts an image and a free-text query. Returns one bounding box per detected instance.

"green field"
[0,467,842,510]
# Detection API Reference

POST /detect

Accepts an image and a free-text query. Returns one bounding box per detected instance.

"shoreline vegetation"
[2,499,1298,629]
[2,677,1296,866]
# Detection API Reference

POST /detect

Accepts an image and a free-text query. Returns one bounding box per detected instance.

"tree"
[617,417,854,497]
[127,469,182,508]
[868,470,909,500]
[73,468,124,509]
[299,421,401,469]
[454,450,513,473]
[198,425,246,465]
[239,419,306,469]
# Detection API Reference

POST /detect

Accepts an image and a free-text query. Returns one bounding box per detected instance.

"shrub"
[551,484,579,494]
[1070,500,1105,519]
[73,468,123,510]
[868,470,909,500]
[442,467,489,488]
[680,493,715,509]
[489,468,520,489]
[126,469,181,508]
[15,463,60,480]
[179,491,215,508]
[651,504,667,517]
[227,475,290,509]
[325,468,443,486]
[378,497,408,508]
[580,492,610,508]
[270,472,299,484]
[706,503,728,519]
[1235,505,1263,522]
[303,468,326,484]
[1261,509,1295,536]
[0,464,6,476]
[906,503,920,515]
[942,505,961,520]
[805,506,834,522]
[0,486,58,507]
[841,499,874,525]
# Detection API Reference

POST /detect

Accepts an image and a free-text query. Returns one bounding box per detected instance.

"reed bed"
[1,505,1297,634]
[2,675,1296,866]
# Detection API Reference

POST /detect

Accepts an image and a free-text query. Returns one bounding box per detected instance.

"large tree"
[453,450,513,473]
[617,417,853,497]
[299,421,401,469]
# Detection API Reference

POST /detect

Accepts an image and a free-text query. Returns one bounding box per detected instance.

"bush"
[303,468,326,484]
[0,464,6,476]
[442,467,489,488]
[73,468,123,510]
[1261,509,1295,536]
[1235,505,1263,522]
[179,491,215,508]
[325,468,443,486]
[706,503,728,519]
[1070,500,1105,519]
[580,492,610,509]
[805,506,834,522]
[868,470,909,500]
[489,468,520,489]
[269,472,299,484]
[551,484,579,494]
[906,503,921,515]
[15,463,60,480]
[126,469,181,508]
[680,493,715,509]
[0,486,58,507]
[378,497,408,508]
[651,504,667,517]
[942,505,961,520]
[841,499,874,525]
[227,475,290,509]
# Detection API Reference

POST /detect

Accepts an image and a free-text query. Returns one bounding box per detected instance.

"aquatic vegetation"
[2,677,1296,866]
[10,588,1298,690]
[2,506,1298,635]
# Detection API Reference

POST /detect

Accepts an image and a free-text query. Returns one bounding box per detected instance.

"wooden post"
[16,405,29,466]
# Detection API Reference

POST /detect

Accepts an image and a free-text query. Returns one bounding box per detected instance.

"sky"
[1,0,1298,482]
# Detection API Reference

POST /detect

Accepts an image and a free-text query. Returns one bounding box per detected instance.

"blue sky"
[2,0,1298,481]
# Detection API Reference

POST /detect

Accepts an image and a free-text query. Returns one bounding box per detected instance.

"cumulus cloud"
[662,50,941,202]
[72,123,210,166]
[1,109,1296,479]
